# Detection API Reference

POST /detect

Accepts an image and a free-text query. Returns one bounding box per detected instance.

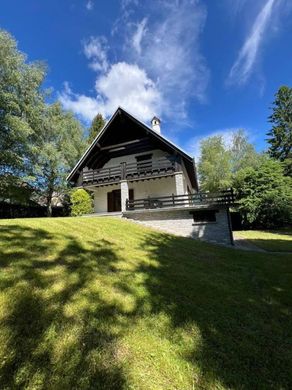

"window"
[135,154,152,162]
[191,210,217,223]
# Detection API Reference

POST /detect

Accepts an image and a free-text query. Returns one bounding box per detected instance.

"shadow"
[238,229,292,253]
[133,231,292,389]
[0,224,126,389]
[0,221,291,389]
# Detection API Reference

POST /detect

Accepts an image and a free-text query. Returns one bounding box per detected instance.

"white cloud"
[59,63,162,123]
[86,0,94,11]
[127,0,209,119]
[227,0,276,85]
[59,82,101,123]
[132,18,147,54]
[60,0,208,127]
[83,36,109,72]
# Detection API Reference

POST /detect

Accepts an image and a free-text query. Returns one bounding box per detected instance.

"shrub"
[70,189,93,216]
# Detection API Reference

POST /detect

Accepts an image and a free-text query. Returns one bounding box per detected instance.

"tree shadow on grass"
[0,224,127,389]
[136,232,292,389]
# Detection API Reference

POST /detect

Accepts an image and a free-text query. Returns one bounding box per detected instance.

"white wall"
[92,176,177,213]
[129,176,176,199]
[93,183,120,213]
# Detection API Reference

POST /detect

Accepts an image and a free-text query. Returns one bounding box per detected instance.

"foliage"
[267,85,292,177]
[70,188,93,216]
[31,103,86,216]
[230,129,258,172]
[198,136,232,192]
[0,29,46,199]
[88,113,105,144]
[0,217,291,389]
[233,158,292,228]
[198,130,258,192]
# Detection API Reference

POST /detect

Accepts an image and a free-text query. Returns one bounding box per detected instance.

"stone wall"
[123,206,233,246]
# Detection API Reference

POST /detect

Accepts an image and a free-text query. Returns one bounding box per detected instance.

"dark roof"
[67,106,197,187]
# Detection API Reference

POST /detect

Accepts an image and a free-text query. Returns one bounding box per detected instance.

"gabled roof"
[67,106,195,182]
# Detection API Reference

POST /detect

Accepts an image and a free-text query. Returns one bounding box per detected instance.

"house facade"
[67,107,234,245]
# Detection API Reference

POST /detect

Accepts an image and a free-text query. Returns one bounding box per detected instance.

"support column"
[174,172,184,196]
[120,180,129,212]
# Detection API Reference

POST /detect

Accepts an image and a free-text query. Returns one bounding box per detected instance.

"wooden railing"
[126,190,235,211]
[82,156,176,185]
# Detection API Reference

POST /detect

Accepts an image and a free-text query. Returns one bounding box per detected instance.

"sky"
[1,0,292,159]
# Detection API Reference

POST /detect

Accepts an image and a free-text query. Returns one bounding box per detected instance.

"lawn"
[236,228,292,252]
[0,217,291,389]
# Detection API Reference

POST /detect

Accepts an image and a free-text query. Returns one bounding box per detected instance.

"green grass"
[236,228,292,252]
[0,217,291,389]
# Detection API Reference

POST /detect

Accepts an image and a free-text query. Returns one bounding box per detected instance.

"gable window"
[191,210,217,223]
[135,154,152,162]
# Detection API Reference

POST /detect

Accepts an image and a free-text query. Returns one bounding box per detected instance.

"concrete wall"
[123,207,233,245]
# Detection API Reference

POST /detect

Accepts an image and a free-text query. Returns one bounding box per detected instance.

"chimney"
[151,116,161,134]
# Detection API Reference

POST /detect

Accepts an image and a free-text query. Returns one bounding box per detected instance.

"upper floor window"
[135,154,153,162]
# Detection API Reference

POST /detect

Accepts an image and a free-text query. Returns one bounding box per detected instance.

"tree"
[32,103,86,216]
[70,189,93,216]
[88,113,105,144]
[198,130,259,192]
[230,130,258,173]
[233,157,292,228]
[267,86,292,176]
[0,29,46,200]
[198,136,232,192]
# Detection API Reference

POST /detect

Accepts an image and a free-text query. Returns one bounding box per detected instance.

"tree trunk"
[46,187,53,217]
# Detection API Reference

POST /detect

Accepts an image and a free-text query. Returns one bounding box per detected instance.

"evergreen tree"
[88,113,105,144]
[267,86,292,176]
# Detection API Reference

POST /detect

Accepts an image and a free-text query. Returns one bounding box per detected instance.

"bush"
[233,158,292,228]
[70,189,93,216]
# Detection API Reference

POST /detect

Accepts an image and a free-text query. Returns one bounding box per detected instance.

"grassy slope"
[236,229,292,252]
[0,217,291,390]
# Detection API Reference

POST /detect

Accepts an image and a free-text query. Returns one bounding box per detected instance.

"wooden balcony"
[126,190,235,211]
[82,156,176,186]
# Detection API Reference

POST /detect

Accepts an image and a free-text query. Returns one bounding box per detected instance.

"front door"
[107,189,121,212]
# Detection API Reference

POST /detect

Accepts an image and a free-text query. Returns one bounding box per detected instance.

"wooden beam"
[100,138,148,151]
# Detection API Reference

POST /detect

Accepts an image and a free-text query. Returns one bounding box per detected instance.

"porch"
[125,190,234,211]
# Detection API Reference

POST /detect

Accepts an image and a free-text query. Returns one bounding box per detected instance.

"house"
[67,107,234,245]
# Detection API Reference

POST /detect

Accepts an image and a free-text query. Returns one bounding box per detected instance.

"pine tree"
[88,114,105,144]
[267,86,292,176]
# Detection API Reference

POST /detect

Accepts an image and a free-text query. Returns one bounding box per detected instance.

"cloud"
[59,63,161,123]
[86,0,94,11]
[132,18,147,54]
[83,36,109,72]
[59,82,101,123]
[60,0,209,128]
[227,0,276,85]
[126,0,209,119]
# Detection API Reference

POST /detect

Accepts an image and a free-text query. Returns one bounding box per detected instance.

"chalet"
[67,107,234,245]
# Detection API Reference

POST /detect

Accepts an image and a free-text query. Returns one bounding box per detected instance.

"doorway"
[107,189,121,212]
[107,189,134,212]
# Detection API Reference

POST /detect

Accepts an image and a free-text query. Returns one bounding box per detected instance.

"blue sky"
[1,0,292,158]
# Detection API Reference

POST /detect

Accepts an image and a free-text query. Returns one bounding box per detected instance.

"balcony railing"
[125,190,235,211]
[82,156,176,185]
